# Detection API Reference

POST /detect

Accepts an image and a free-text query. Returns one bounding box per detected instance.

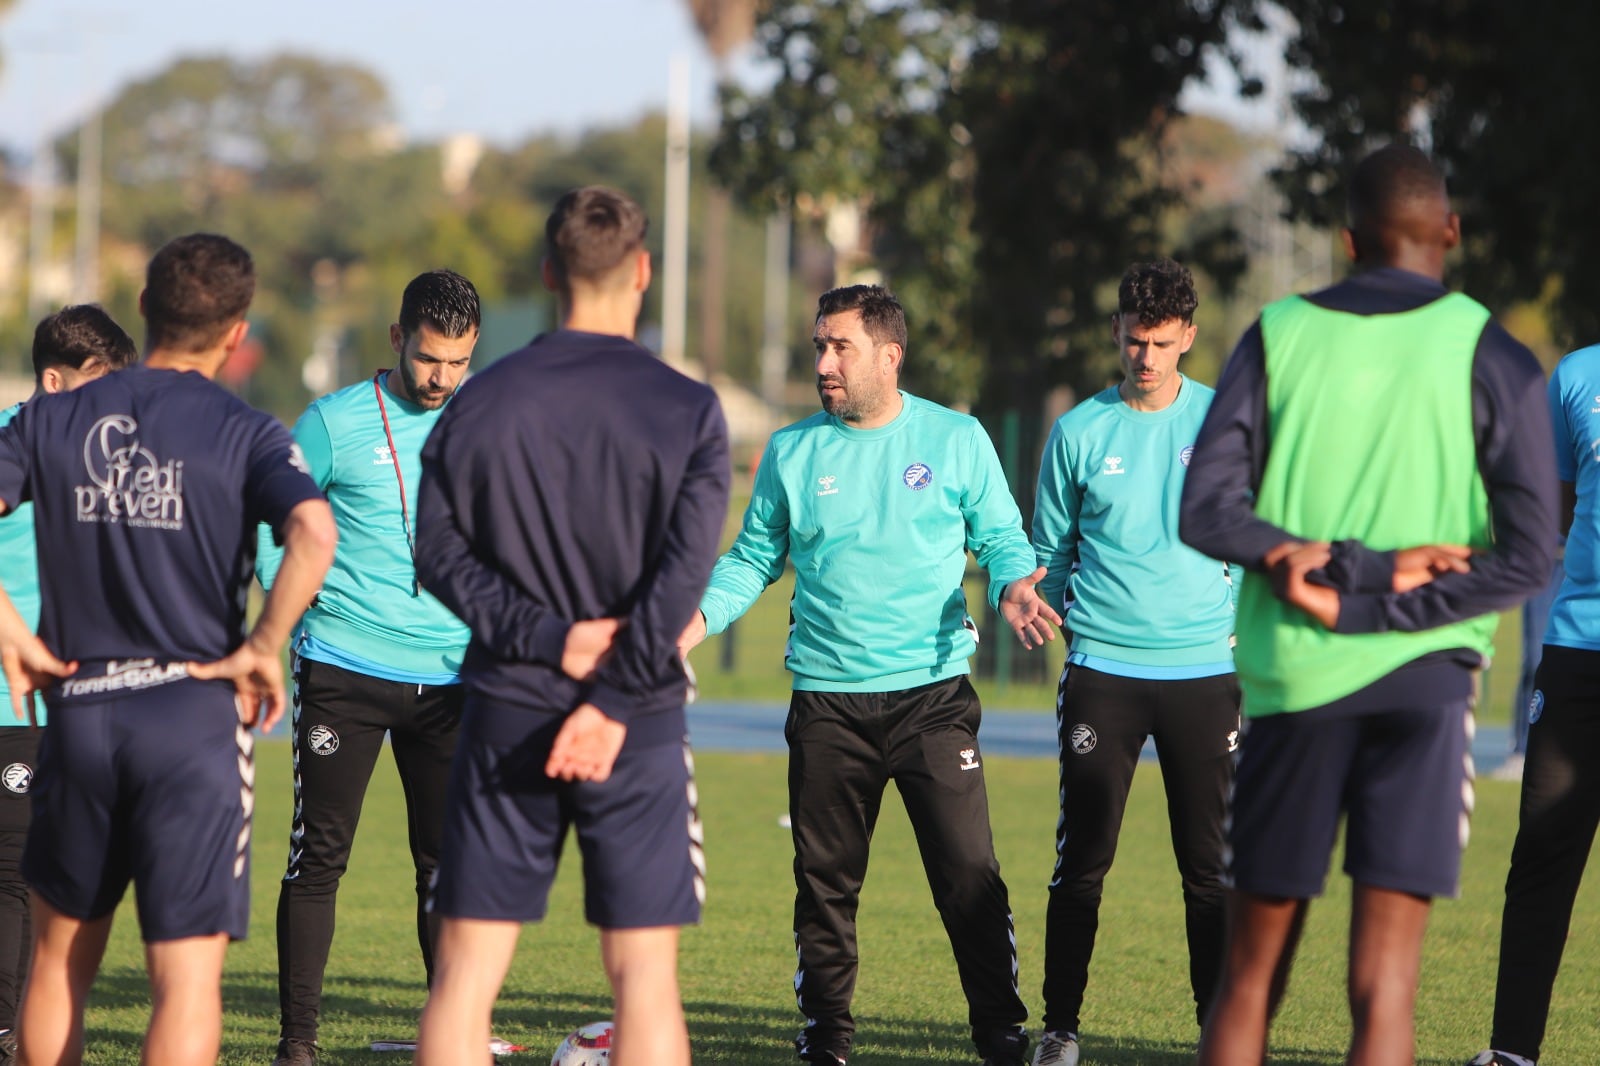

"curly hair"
[1117,259,1197,328]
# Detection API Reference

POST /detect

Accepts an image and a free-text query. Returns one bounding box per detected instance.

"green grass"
[74,742,1598,1064]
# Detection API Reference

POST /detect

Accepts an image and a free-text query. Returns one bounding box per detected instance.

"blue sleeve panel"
[1180,267,1559,635]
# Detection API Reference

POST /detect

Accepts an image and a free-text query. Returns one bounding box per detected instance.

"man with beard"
[680,284,1060,1066]
[256,270,480,1066]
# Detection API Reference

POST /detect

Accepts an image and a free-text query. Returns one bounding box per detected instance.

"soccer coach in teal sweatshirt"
[681,284,1060,1066]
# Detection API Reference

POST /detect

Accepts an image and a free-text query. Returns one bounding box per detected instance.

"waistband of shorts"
[50,658,194,702]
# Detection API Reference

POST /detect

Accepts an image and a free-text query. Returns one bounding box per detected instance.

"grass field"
[75,739,1598,1064]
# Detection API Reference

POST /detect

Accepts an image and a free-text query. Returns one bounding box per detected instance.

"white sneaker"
[1466,1050,1536,1066]
[1031,1030,1079,1066]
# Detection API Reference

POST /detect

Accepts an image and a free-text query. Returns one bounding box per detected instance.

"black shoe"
[981,1026,1029,1066]
[0,1029,16,1063]
[273,1037,319,1066]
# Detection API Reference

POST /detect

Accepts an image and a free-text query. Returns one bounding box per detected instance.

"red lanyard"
[373,370,419,596]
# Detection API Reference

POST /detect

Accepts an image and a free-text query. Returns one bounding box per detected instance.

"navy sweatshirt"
[1179,268,1558,709]
[415,329,730,747]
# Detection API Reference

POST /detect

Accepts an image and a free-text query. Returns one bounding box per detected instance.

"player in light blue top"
[1028,260,1239,1066]
[1475,342,1600,1066]
[0,305,138,1056]
[684,285,1059,1066]
[256,270,479,1066]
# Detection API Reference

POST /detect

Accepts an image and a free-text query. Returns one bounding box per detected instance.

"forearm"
[252,500,337,650]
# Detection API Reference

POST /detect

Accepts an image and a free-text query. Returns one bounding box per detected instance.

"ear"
[389,323,405,357]
[1339,227,1359,263]
[1179,320,1198,354]
[1443,211,1462,251]
[1110,312,1123,346]
[541,257,560,294]
[880,342,904,376]
[137,288,147,317]
[39,367,65,394]
[634,249,652,293]
[223,319,250,354]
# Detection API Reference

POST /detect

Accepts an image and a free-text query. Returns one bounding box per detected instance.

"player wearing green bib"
[1181,146,1557,1066]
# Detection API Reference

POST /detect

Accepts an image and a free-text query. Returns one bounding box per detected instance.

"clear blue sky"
[0,0,1281,159]
[0,0,731,154]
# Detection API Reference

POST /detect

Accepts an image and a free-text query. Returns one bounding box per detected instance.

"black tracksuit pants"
[0,728,37,1032]
[1490,644,1600,1061]
[1041,663,1238,1036]
[787,676,1027,1062]
[277,659,463,1043]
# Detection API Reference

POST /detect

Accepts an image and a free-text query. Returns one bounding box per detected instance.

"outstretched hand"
[562,618,626,682]
[1264,541,1339,629]
[1392,544,1472,592]
[545,703,627,782]
[1,636,76,723]
[1000,566,1063,650]
[186,635,285,732]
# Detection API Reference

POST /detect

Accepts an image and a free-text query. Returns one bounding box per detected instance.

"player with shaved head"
[1179,144,1558,1064]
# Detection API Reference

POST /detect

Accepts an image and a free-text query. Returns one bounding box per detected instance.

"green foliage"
[713,0,1263,444]
[1269,0,1600,345]
[78,745,1599,1063]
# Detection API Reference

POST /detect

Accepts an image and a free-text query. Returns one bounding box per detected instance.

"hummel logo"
[959,748,980,771]
[373,444,394,465]
[1103,456,1125,476]
[1591,395,1600,413]
[817,475,839,496]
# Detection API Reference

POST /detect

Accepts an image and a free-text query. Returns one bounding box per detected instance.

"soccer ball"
[550,1020,613,1066]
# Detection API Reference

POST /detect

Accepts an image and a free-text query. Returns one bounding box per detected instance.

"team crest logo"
[1528,689,1544,725]
[1226,729,1239,753]
[1181,445,1195,467]
[1069,724,1097,755]
[2,763,31,794]
[903,463,933,490]
[307,725,340,756]
[959,747,981,771]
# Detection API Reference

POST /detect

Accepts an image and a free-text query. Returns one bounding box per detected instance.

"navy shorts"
[430,698,704,928]
[1228,696,1474,899]
[22,679,254,941]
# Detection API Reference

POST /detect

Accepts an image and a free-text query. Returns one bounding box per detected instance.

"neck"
[1119,376,1182,412]
[382,367,414,403]
[144,349,225,379]
[847,389,905,430]
[562,293,641,340]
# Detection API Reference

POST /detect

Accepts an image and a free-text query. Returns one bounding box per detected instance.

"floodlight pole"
[662,54,691,372]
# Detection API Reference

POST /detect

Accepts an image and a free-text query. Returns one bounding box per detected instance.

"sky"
[0,0,1288,157]
[0,0,735,154]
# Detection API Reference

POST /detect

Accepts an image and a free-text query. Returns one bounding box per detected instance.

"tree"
[1268,0,1600,346]
[713,0,1261,426]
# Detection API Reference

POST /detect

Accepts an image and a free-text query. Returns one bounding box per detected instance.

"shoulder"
[902,392,978,431]
[0,403,20,430]
[305,377,375,422]
[1053,386,1123,438]
[1474,319,1545,391]
[1551,343,1600,389]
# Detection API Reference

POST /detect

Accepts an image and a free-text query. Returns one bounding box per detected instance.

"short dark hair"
[815,284,908,353]
[545,186,649,288]
[1347,143,1447,230]
[398,269,481,339]
[1117,259,1198,327]
[32,304,138,382]
[142,233,255,353]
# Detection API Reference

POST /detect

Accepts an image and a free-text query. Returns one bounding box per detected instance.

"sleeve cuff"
[584,681,634,723]
[531,614,571,666]
[1333,593,1390,634]
[1323,540,1395,594]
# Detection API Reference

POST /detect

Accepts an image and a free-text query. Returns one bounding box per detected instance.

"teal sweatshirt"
[257,374,468,682]
[700,392,1037,692]
[0,402,44,723]
[1032,378,1237,675]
